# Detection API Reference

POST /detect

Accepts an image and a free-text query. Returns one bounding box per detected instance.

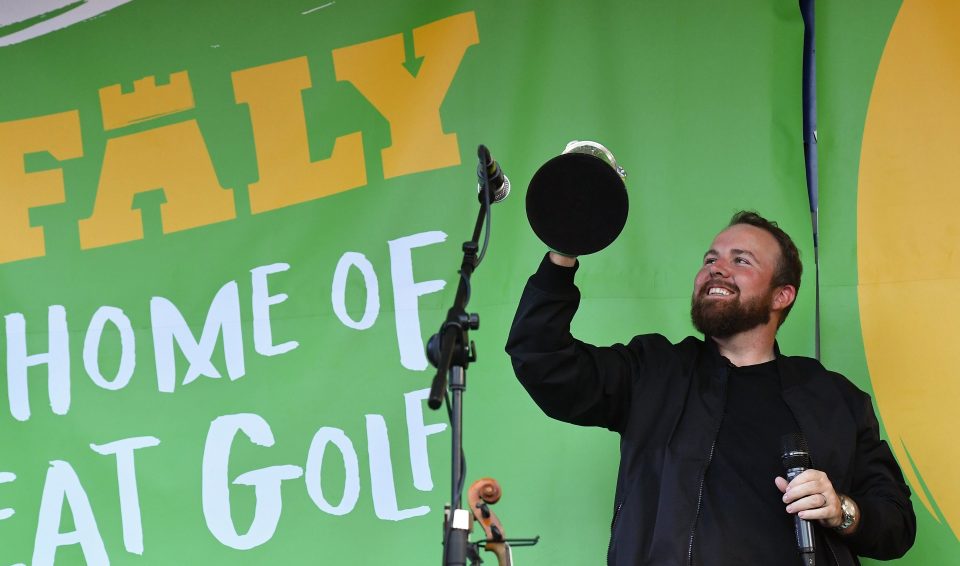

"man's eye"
[735,257,750,265]
[704,258,716,265]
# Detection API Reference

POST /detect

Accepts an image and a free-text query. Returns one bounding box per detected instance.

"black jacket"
[505,256,916,565]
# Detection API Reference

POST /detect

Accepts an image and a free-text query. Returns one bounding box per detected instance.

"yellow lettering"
[232,57,366,214]
[332,12,478,179]
[99,72,195,130]
[78,121,236,249]
[80,72,234,249]
[0,111,82,264]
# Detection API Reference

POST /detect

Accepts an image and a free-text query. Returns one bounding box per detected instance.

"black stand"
[426,145,496,566]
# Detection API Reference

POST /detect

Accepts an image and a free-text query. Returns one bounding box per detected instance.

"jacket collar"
[699,336,731,379]
[774,348,848,477]
[699,336,783,376]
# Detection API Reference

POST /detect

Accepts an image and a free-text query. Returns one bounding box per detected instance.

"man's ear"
[772,285,797,314]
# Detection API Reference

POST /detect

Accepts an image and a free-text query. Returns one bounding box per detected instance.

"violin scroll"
[468,478,511,565]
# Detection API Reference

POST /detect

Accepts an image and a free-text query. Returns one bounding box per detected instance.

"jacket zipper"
[686,429,721,566]
[687,367,728,566]
[607,501,624,563]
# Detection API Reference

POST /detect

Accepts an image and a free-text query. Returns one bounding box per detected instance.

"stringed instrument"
[468,478,513,565]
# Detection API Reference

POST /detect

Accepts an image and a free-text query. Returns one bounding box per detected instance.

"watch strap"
[834,494,856,532]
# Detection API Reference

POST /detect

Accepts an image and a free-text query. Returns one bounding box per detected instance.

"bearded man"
[505,211,915,565]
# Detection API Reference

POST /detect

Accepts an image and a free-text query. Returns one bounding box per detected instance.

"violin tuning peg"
[490,524,503,541]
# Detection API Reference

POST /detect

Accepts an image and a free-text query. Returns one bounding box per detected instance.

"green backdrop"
[0,1,951,564]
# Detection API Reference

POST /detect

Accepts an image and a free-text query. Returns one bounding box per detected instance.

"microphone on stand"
[781,433,817,566]
[477,145,511,203]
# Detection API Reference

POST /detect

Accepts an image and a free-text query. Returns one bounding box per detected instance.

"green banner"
[2,1,913,564]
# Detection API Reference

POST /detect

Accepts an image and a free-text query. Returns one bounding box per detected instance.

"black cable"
[475,146,493,267]
[444,390,468,515]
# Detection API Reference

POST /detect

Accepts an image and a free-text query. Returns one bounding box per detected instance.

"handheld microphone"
[477,145,510,203]
[781,433,816,566]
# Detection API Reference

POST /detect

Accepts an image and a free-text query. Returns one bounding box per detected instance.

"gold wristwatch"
[835,494,856,532]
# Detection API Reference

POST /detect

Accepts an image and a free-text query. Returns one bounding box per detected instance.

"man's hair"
[727,210,803,324]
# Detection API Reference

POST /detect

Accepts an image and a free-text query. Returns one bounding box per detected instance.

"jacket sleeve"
[504,254,640,433]
[842,389,917,559]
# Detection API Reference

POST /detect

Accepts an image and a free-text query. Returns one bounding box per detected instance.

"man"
[505,211,915,565]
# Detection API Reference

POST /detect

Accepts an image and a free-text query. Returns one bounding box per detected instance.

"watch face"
[840,497,856,527]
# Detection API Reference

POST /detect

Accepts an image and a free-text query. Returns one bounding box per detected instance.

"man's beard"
[691,284,774,338]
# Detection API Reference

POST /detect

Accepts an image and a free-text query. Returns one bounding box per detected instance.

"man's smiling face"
[690,223,782,338]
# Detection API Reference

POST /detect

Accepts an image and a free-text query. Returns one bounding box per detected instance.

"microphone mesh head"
[493,176,511,203]
[477,177,510,204]
[781,433,811,469]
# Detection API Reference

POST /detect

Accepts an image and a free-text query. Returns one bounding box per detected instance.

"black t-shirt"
[692,359,831,565]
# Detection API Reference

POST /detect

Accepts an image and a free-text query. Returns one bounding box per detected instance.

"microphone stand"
[426,145,496,566]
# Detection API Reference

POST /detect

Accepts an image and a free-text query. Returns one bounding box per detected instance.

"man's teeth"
[708,287,732,296]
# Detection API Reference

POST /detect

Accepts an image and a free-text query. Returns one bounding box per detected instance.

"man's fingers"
[786,492,830,514]
[786,493,817,512]
[797,503,834,521]
[775,468,843,527]
[782,480,823,503]
[786,469,823,486]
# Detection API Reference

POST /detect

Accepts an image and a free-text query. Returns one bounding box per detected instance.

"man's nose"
[709,260,728,277]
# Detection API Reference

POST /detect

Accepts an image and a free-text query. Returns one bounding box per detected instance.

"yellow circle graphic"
[858,0,960,537]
